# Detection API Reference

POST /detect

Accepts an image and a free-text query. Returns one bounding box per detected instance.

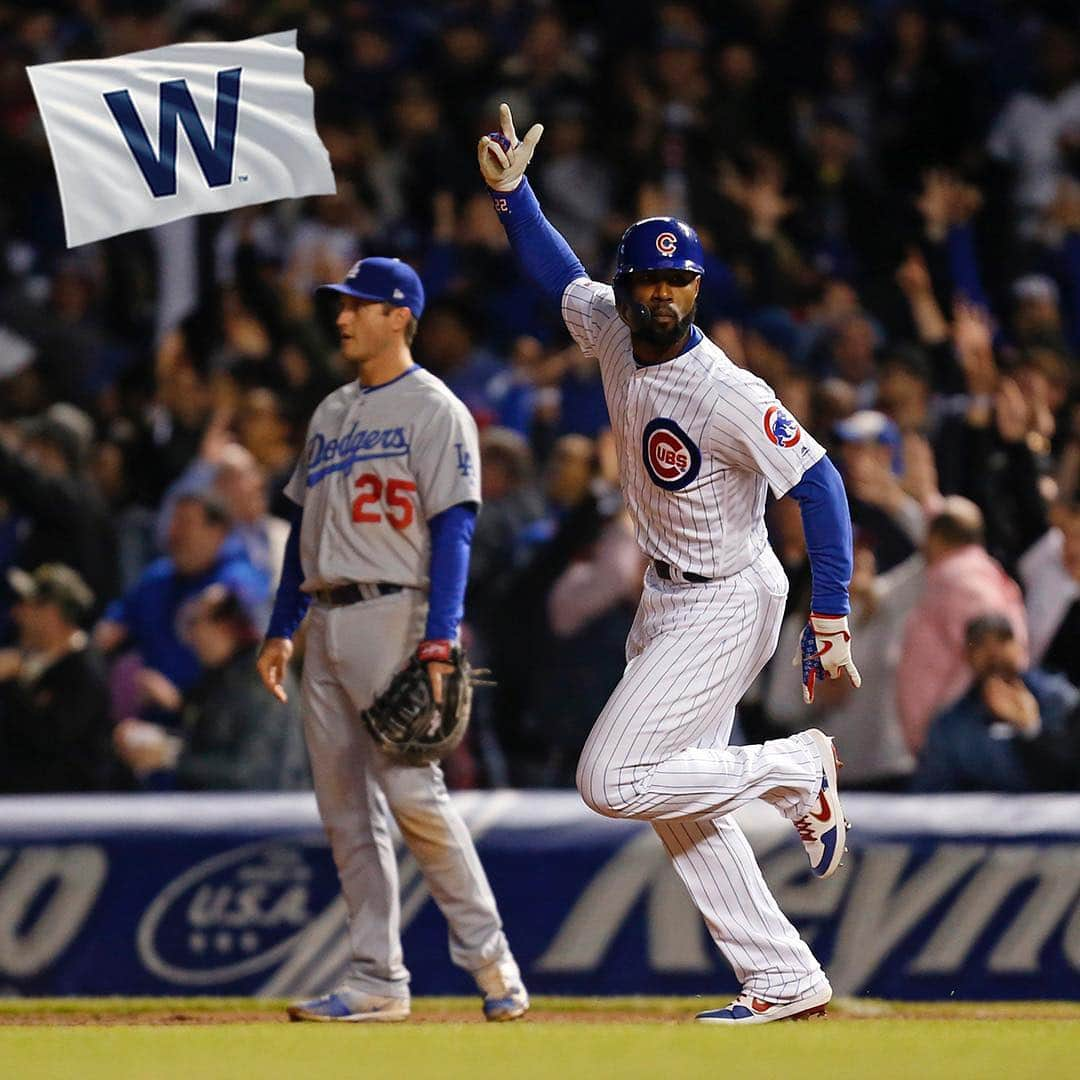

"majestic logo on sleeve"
[655,232,678,255]
[763,405,801,448]
[642,418,701,491]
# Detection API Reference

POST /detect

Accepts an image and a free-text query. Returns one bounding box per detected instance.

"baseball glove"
[361,646,481,766]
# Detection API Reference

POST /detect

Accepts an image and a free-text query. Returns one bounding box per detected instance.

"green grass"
[0,998,1077,1080]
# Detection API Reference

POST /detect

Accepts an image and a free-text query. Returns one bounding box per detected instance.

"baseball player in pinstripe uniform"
[480,105,860,1024]
[257,256,528,1023]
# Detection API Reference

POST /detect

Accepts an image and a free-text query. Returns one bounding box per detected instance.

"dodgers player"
[480,106,860,1024]
[257,257,528,1023]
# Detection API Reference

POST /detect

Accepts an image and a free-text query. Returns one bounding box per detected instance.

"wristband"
[417,639,453,663]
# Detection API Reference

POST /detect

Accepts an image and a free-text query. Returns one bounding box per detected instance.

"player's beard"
[633,303,697,351]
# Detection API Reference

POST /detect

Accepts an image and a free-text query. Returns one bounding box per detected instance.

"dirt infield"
[1,996,1079,1026]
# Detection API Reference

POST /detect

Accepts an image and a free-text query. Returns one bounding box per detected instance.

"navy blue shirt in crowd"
[105,536,270,693]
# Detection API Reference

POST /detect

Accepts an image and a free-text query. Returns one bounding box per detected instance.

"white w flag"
[27,30,336,248]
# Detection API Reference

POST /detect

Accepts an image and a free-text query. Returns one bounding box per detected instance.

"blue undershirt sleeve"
[489,179,588,306]
[786,456,853,616]
[425,502,477,642]
[265,503,311,640]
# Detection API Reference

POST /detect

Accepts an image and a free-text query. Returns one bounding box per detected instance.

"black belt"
[653,560,711,584]
[312,583,403,606]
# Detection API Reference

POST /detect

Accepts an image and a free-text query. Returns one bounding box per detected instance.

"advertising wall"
[1,792,1078,1000]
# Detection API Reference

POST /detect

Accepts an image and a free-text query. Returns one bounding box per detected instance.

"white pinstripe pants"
[576,547,828,999]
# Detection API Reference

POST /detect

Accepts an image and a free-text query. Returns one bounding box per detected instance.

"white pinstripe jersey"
[561,278,824,579]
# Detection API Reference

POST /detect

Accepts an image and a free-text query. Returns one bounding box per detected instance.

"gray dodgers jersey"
[562,278,824,579]
[284,366,481,591]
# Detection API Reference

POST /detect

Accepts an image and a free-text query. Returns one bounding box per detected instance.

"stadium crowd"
[2,0,1080,793]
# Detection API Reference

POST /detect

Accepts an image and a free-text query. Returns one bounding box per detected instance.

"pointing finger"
[499,102,517,146]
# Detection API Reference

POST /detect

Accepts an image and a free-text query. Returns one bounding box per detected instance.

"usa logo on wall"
[763,405,801,448]
[642,418,701,491]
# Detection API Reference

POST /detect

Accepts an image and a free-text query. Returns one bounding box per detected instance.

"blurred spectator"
[767,544,918,790]
[157,412,289,605]
[0,404,119,615]
[6,2,1080,787]
[834,409,922,571]
[911,615,1080,793]
[1019,499,1080,689]
[0,564,114,792]
[468,427,545,619]
[538,507,647,785]
[896,497,1029,755]
[93,491,269,723]
[415,301,506,427]
[986,22,1080,244]
[1011,273,1067,349]
[489,433,601,782]
[534,102,613,270]
[89,431,157,593]
[114,585,306,790]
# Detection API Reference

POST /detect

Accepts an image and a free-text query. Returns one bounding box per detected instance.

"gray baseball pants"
[301,589,512,998]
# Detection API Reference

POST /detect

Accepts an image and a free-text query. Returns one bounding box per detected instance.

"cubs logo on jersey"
[763,405,801,448]
[642,418,701,491]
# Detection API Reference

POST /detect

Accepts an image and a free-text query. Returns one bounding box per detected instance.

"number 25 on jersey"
[352,473,417,530]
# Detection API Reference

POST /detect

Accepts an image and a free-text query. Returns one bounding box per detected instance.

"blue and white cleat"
[476,958,530,1022]
[482,985,530,1022]
[793,729,848,879]
[286,989,410,1023]
[696,985,832,1025]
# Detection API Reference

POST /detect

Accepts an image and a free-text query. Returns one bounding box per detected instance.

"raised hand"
[952,300,997,397]
[478,103,544,193]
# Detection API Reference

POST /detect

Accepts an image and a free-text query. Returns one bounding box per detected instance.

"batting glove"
[478,103,544,192]
[795,613,862,705]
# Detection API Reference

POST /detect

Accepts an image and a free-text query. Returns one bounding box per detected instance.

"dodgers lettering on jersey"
[284,367,481,590]
[561,278,824,579]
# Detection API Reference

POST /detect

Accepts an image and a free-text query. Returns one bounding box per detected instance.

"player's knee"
[576,762,635,819]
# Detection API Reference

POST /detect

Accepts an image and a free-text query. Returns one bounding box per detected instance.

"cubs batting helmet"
[614,217,705,281]
[613,217,704,332]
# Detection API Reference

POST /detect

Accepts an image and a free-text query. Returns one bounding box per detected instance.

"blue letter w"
[104,67,242,198]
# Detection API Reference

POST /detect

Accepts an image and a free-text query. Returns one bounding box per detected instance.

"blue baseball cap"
[317,257,425,318]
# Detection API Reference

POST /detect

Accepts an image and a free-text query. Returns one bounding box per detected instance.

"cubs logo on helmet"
[763,405,801,448]
[642,418,702,491]
[614,218,705,280]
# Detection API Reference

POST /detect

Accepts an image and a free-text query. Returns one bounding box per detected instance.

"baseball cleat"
[696,984,832,1025]
[482,985,530,1022]
[286,990,410,1023]
[793,729,847,879]
[475,957,530,1021]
